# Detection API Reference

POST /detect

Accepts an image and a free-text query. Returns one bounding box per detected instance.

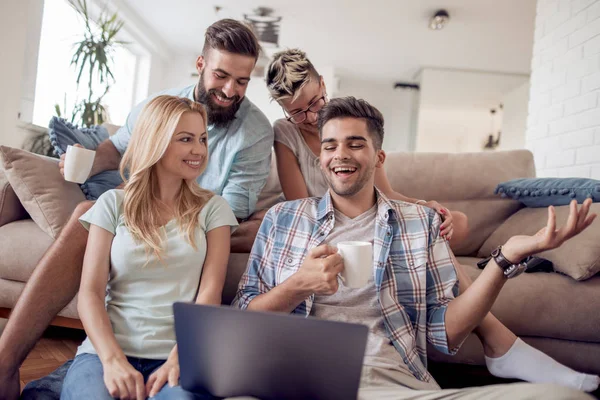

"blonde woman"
[264,49,600,392]
[61,96,238,400]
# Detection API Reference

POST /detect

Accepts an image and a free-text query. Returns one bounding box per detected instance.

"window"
[32,0,145,128]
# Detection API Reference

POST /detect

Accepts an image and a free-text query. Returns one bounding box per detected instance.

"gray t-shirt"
[310,204,439,390]
[76,189,238,359]
[273,119,328,198]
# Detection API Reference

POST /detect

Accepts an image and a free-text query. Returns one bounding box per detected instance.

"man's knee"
[453,211,468,231]
[450,211,469,245]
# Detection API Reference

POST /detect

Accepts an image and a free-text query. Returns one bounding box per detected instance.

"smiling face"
[319,117,384,197]
[195,48,256,127]
[157,111,208,181]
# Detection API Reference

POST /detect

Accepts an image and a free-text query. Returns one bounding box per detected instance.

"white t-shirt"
[310,205,438,391]
[76,189,238,359]
[273,119,329,198]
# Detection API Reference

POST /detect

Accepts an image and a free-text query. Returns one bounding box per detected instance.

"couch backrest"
[383,150,536,201]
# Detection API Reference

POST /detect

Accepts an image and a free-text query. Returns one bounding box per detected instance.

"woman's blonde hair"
[266,48,320,102]
[120,95,212,263]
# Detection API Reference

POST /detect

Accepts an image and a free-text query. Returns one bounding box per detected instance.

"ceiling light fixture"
[244,7,282,47]
[429,9,450,30]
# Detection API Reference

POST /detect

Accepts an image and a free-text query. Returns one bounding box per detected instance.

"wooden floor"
[18,326,85,391]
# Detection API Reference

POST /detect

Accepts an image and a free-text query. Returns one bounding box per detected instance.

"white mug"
[63,145,96,184]
[337,241,373,288]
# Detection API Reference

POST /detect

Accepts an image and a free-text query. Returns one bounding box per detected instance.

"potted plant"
[66,0,125,127]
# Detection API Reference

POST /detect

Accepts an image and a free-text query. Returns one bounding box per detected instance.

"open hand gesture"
[502,199,596,263]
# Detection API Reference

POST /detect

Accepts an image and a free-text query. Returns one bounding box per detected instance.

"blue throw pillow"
[48,117,123,200]
[495,178,600,207]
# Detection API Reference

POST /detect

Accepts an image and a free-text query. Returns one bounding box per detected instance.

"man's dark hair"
[318,97,384,150]
[202,19,261,60]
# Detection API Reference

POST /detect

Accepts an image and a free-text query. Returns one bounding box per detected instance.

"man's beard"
[196,72,242,128]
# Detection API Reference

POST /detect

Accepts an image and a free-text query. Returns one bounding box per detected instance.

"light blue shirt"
[110,85,273,219]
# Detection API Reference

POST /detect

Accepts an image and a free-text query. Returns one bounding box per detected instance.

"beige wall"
[415,68,529,153]
[416,107,493,153]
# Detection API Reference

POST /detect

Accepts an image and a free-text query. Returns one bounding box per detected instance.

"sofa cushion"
[48,117,123,200]
[457,257,600,343]
[0,219,53,282]
[222,253,250,305]
[0,146,86,238]
[478,204,600,280]
[383,150,536,202]
[495,177,600,207]
[0,166,27,227]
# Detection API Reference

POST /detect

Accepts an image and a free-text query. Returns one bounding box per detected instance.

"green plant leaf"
[67,0,125,125]
[75,52,89,86]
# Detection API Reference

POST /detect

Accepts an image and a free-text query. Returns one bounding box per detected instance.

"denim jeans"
[21,354,217,400]
[21,359,73,400]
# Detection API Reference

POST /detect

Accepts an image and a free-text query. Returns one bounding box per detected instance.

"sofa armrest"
[0,167,28,227]
[478,203,600,280]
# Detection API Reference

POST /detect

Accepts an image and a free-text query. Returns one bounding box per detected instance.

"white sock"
[485,338,600,392]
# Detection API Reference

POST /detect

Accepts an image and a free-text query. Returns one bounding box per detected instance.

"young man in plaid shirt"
[234,97,597,399]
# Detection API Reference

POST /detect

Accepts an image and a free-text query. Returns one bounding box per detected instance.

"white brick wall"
[527,0,600,177]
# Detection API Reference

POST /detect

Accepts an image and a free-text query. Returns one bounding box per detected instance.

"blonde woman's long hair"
[119,95,212,262]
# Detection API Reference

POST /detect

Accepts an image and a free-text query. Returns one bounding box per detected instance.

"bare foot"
[0,368,20,400]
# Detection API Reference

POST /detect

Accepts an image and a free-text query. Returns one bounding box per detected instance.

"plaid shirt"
[233,188,459,383]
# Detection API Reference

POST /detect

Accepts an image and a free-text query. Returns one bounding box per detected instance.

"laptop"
[173,302,369,400]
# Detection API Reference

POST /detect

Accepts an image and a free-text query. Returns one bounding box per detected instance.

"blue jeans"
[22,354,217,400]
[21,359,73,400]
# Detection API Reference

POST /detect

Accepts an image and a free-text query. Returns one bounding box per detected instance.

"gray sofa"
[1,146,599,376]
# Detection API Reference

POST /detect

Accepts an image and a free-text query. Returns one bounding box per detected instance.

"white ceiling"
[121,0,537,83]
